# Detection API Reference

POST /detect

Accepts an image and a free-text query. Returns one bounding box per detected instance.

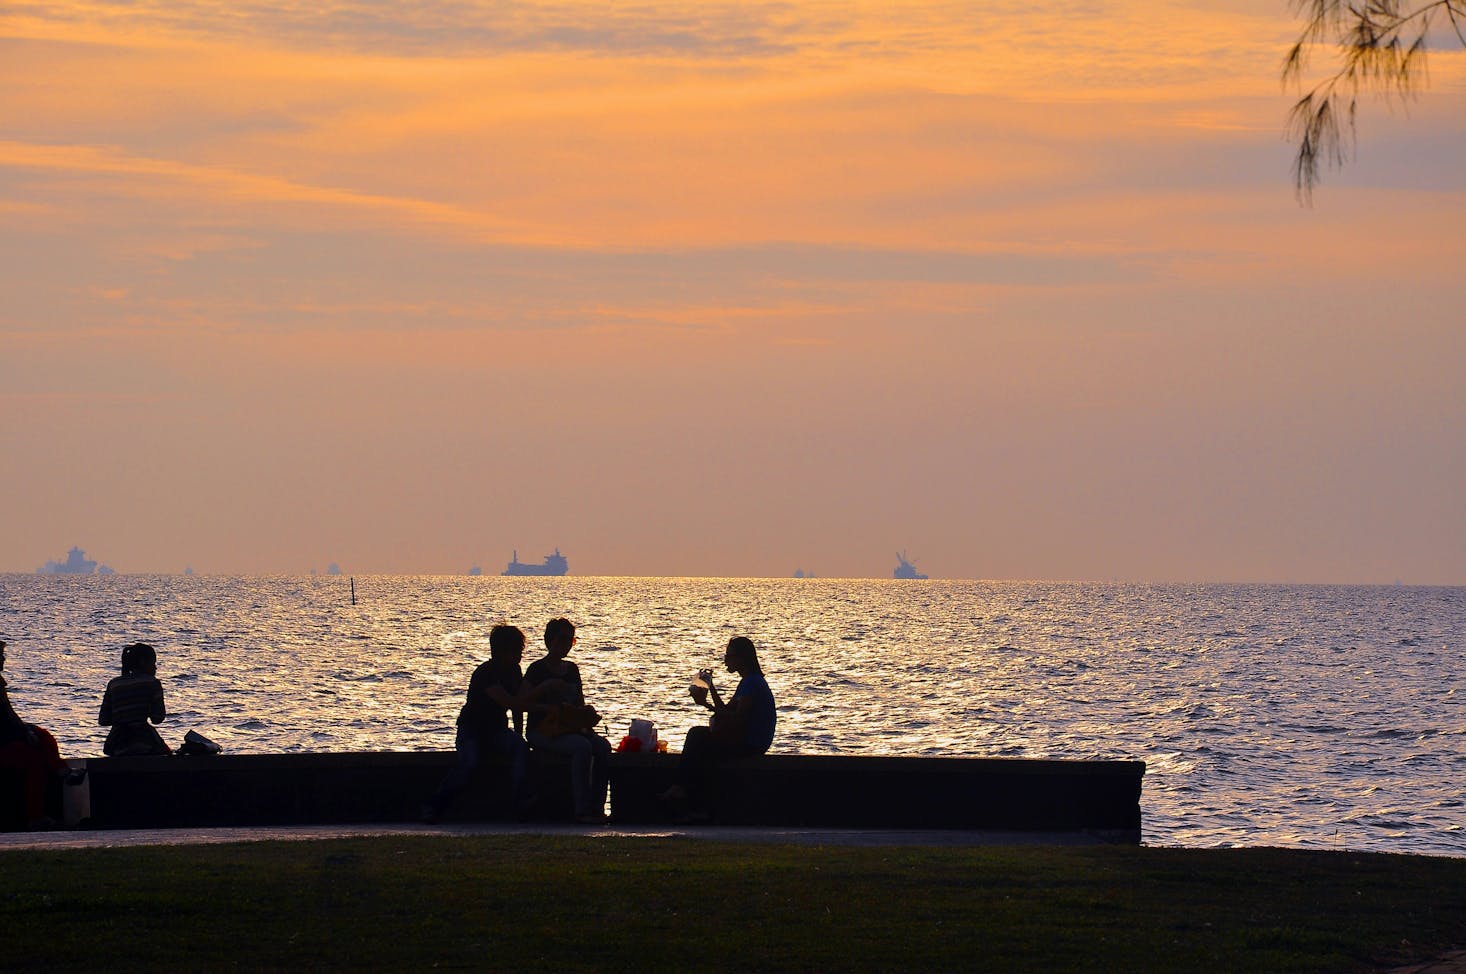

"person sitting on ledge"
[524,618,612,824]
[1,640,70,830]
[658,635,776,820]
[99,642,170,756]
[422,624,563,823]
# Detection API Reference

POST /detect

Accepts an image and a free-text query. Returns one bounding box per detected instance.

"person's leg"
[486,728,531,807]
[424,730,481,820]
[0,740,48,826]
[590,732,612,817]
[676,725,736,808]
[27,726,65,825]
[528,729,595,817]
[676,726,710,788]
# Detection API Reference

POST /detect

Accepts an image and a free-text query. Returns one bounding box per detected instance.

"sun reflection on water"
[1,574,1462,855]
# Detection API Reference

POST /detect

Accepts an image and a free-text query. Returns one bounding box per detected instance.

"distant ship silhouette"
[37,546,115,575]
[502,548,568,577]
[893,551,928,580]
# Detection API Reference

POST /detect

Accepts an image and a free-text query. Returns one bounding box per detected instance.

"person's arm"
[692,669,724,712]
[482,684,517,711]
[150,681,166,724]
[708,680,754,739]
[691,675,745,740]
[692,677,746,723]
[1,673,40,748]
[705,674,751,717]
[524,677,566,713]
[712,693,752,721]
[504,679,566,735]
[568,664,586,707]
[99,686,113,726]
[485,678,564,714]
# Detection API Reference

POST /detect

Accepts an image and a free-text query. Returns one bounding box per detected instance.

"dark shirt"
[456,660,523,738]
[731,673,776,755]
[522,658,585,734]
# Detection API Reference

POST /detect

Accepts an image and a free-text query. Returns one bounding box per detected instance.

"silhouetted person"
[524,618,612,824]
[659,636,776,820]
[423,624,560,822]
[0,641,26,744]
[1,640,68,829]
[99,642,170,756]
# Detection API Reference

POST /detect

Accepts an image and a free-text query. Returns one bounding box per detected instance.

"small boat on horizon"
[502,548,569,577]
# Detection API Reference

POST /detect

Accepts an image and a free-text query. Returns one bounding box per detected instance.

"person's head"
[724,636,762,675]
[121,642,157,677]
[544,617,576,658]
[488,625,526,666]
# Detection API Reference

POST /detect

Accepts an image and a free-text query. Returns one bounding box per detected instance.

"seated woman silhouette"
[659,635,776,819]
[524,618,612,824]
[1,640,69,829]
[99,642,170,756]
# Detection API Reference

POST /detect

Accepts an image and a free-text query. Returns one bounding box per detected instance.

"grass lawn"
[2,837,1463,972]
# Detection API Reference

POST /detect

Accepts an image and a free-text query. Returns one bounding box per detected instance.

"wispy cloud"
[0,140,545,242]
[5,1,1298,97]
[5,1,805,57]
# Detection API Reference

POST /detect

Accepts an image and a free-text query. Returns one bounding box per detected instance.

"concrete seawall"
[47,751,1144,843]
[611,753,1144,842]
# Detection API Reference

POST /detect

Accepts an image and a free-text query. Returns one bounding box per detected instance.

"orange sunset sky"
[3,1,1463,581]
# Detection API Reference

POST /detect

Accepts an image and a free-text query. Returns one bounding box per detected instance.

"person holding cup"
[658,635,776,819]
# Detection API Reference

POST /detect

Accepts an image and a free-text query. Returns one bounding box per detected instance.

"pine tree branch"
[1283,0,1462,202]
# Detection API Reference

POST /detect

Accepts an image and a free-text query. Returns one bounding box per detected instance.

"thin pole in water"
[351,577,357,605]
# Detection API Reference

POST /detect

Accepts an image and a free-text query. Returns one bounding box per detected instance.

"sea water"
[1,574,1461,855]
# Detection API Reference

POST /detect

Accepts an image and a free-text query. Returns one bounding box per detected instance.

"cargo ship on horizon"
[502,548,568,576]
[37,546,115,575]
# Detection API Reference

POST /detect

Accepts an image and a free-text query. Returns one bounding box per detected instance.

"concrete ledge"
[609,753,1144,842]
[63,751,1144,842]
[76,751,575,829]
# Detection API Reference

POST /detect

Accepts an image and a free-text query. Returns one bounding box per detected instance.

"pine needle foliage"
[1282,0,1465,201]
